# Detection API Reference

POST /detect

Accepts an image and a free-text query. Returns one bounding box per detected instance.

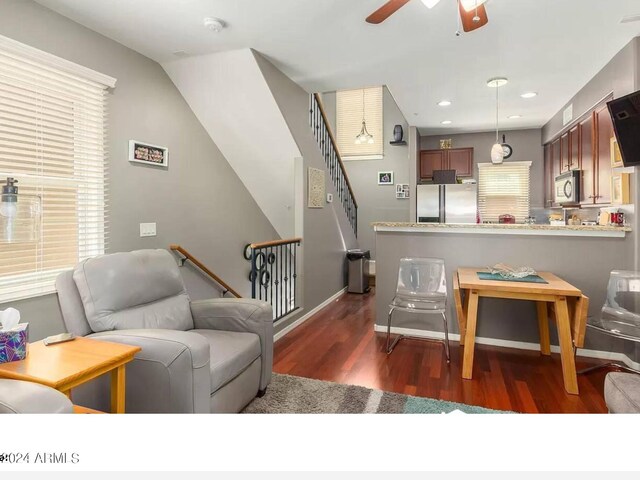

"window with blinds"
[336,86,383,160]
[0,35,115,303]
[478,161,532,223]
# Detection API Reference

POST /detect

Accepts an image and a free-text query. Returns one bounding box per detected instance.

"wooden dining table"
[453,267,589,395]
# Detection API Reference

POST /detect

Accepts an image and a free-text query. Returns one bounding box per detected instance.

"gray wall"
[321,88,411,257]
[542,37,638,144]
[253,52,358,333]
[0,0,279,340]
[420,129,544,208]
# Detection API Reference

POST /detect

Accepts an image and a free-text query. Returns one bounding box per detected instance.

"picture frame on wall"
[610,136,623,168]
[611,172,630,205]
[395,184,410,199]
[129,140,169,168]
[378,171,394,185]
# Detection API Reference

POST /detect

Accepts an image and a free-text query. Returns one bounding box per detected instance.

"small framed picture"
[378,171,394,185]
[129,140,169,168]
[610,136,623,168]
[395,184,410,199]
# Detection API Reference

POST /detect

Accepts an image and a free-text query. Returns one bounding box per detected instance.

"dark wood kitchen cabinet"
[543,95,614,206]
[595,102,613,205]
[543,143,555,207]
[569,125,581,171]
[560,133,570,173]
[419,147,473,181]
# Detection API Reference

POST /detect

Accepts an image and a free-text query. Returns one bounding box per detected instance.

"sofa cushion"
[191,329,261,393]
[73,249,193,333]
[604,372,640,413]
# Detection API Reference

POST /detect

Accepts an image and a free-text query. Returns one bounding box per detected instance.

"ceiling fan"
[366,0,489,33]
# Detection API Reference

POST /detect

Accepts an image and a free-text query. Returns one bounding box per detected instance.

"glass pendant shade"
[488,77,508,165]
[491,143,504,164]
[460,0,488,12]
[0,178,41,244]
[421,0,442,8]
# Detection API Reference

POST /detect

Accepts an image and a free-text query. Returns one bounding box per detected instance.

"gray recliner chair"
[0,379,73,414]
[55,249,273,413]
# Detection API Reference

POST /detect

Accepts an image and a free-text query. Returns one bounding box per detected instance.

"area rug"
[242,373,509,414]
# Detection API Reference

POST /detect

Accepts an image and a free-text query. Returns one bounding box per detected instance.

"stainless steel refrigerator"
[416,184,477,224]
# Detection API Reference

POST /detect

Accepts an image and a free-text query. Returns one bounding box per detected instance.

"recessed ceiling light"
[487,77,508,88]
[441,120,452,125]
[508,115,522,119]
[521,92,538,99]
[438,100,452,107]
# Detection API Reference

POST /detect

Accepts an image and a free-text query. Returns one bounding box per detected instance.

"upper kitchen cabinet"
[595,102,613,205]
[419,147,473,181]
[579,114,594,205]
[543,143,554,207]
[544,95,614,206]
[419,150,445,180]
[560,133,570,173]
[569,125,580,171]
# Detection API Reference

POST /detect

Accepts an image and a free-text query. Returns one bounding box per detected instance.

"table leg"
[536,301,551,356]
[462,290,479,380]
[453,282,467,346]
[111,365,126,414]
[554,296,579,395]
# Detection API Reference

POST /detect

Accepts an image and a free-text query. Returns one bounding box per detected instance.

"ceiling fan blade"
[366,0,412,24]
[459,2,489,32]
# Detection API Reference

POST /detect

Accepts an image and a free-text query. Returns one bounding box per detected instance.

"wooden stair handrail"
[169,244,242,298]
[250,237,302,249]
[313,93,358,209]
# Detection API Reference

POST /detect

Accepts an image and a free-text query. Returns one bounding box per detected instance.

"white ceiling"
[34,0,640,134]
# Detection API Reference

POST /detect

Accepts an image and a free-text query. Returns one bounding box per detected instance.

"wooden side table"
[0,337,140,413]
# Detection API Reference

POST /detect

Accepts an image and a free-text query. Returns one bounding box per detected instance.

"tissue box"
[0,323,28,363]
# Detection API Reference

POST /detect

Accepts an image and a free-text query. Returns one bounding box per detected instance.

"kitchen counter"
[372,219,632,354]
[372,222,631,238]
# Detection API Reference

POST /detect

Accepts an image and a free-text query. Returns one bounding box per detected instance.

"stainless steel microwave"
[555,170,580,204]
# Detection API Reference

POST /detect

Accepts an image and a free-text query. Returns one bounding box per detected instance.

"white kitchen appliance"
[417,184,478,224]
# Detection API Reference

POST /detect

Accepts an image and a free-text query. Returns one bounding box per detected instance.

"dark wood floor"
[274,288,612,413]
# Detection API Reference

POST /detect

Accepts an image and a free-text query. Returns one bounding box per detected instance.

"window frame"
[0,34,115,303]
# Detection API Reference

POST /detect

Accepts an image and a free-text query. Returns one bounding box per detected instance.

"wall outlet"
[326,193,333,203]
[140,222,157,237]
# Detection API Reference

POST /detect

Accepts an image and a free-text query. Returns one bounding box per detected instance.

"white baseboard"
[373,324,640,370]
[274,287,348,342]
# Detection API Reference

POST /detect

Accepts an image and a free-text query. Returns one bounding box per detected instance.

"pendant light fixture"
[355,88,374,145]
[487,77,508,164]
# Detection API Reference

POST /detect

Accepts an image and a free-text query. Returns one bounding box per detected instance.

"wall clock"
[501,135,513,159]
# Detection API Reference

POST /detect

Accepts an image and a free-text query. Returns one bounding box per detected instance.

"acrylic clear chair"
[579,270,640,375]
[386,257,450,363]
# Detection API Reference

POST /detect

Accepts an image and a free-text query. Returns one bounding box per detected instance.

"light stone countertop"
[371,222,631,238]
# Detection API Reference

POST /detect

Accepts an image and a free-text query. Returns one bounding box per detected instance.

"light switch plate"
[140,222,156,237]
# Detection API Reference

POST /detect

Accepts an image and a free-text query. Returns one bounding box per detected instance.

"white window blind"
[0,36,115,302]
[478,161,531,223]
[336,87,383,160]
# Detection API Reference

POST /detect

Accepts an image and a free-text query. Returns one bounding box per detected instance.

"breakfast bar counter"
[372,221,634,356]
[372,222,631,238]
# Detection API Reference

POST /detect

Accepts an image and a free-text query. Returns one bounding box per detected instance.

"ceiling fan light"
[491,143,504,164]
[460,0,488,13]
[420,0,442,9]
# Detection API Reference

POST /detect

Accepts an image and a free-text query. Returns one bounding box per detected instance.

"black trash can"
[347,249,371,294]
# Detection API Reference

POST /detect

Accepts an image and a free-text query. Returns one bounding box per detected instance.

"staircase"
[309,93,358,237]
